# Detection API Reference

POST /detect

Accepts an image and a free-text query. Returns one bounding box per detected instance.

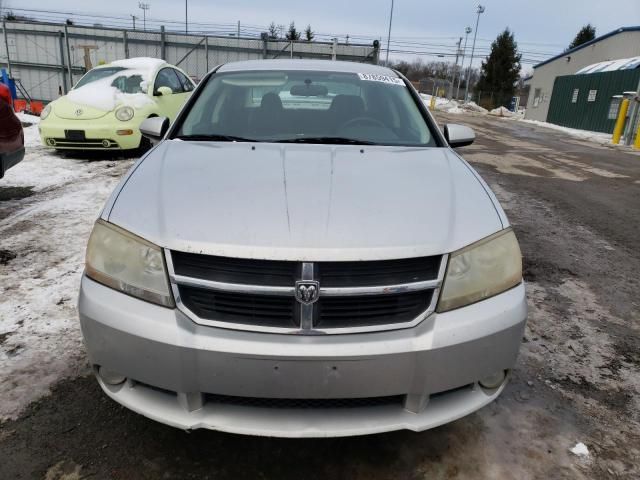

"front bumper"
[39,116,142,150]
[0,146,25,178]
[79,276,527,437]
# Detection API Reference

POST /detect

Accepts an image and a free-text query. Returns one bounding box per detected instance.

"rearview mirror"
[444,124,475,148]
[155,86,173,96]
[140,116,170,143]
[290,84,328,97]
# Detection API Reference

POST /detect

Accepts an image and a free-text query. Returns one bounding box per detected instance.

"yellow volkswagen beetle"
[39,57,195,151]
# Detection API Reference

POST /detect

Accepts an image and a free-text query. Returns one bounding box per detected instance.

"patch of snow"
[0,124,136,420]
[515,119,613,144]
[110,57,167,71]
[489,106,515,117]
[16,112,40,124]
[66,57,162,111]
[570,442,590,457]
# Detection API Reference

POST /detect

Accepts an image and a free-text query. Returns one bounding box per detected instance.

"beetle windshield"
[74,67,145,94]
[173,70,435,146]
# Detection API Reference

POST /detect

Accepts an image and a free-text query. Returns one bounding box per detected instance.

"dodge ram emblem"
[295,281,319,305]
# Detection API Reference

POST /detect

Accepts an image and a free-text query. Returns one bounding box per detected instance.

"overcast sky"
[6,0,640,72]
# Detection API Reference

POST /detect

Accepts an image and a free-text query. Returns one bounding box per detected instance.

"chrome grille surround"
[165,249,448,335]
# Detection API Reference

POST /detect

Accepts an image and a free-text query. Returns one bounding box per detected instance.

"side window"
[174,69,195,92]
[154,68,184,94]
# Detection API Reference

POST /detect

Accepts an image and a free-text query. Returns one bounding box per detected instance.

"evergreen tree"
[304,25,314,41]
[569,24,596,50]
[285,22,300,41]
[475,28,521,109]
[267,22,279,40]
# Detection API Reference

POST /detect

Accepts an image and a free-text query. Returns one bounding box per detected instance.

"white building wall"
[525,30,640,121]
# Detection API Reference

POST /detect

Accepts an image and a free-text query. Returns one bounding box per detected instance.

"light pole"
[138,2,149,31]
[185,0,188,34]
[456,26,472,100]
[385,0,394,65]
[449,37,461,99]
[464,5,485,103]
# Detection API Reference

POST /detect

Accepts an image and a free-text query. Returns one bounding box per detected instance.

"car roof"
[216,59,400,77]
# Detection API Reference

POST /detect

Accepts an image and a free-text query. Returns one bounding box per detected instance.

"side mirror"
[140,116,170,143]
[444,124,475,148]
[155,86,173,96]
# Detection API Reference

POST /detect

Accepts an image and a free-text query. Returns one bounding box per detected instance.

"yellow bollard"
[430,95,436,110]
[612,99,629,144]
[634,123,640,150]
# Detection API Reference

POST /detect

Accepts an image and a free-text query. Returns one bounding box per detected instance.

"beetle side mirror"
[140,116,170,143]
[155,86,173,96]
[444,124,475,148]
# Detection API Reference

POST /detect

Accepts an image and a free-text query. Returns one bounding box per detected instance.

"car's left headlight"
[85,220,174,307]
[437,228,522,313]
[41,104,52,120]
[115,106,134,121]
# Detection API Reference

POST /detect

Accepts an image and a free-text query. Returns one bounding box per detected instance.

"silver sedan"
[79,59,527,437]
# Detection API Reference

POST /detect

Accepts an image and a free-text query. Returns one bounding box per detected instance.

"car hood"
[52,96,110,120]
[106,141,504,261]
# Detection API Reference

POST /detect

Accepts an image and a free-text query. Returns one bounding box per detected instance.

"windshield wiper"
[275,137,377,145]
[174,134,259,142]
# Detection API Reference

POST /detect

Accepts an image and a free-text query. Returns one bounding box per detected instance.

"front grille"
[179,285,297,328]
[48,138,119,149]
[319,257,441,287]
[172,251,296,286]
[204,393,404,409]
[170,251,443,333]
[316,291,433,328]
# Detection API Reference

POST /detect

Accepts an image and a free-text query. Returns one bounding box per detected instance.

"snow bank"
[460,101,488,114]
[66,57,164,111]
[17,112,41,124]
[0,124,136,419]
[516,118,612,144]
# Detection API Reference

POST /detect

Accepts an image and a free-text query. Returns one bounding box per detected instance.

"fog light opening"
[46,138,56,146]
[479,370,507,390]
[101,139,111,148]
[98,366,126,386]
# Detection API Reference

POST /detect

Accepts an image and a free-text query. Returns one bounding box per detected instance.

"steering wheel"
[340,116,387,130]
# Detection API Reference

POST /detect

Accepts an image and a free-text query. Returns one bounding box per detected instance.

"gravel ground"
[1,114,639,479]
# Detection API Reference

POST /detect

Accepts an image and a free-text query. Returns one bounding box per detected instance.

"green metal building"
[546,57,640,133]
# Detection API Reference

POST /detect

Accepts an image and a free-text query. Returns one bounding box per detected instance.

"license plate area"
[65,130,86,141]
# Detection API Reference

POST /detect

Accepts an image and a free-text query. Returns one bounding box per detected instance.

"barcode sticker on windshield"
[358,73,404,86]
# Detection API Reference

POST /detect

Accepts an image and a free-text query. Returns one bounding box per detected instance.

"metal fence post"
[58,31,68,93]
[63,24,73,88]
[123,30,129,59]
[160,26,166,60]
[205,35,209,72]
[2,20,12,78]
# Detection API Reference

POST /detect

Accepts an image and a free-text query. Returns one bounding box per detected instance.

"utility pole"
[138,2,149,31]
[449,37,462,99]
[185,0,188,34]
[130,15,137,30]
[464,5,485,103]
[385,0,394,65]
[456,26,472,100]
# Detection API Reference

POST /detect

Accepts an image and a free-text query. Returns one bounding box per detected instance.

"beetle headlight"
[41,104,52,120]
[437,228,522,312]
[85,220,174,307]
[115,106,134,121]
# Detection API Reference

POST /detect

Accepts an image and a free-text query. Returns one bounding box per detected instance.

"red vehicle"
[0,93,24,179]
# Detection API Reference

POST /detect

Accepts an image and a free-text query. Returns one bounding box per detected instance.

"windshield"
[74,67,145,94]
[173,70,436,146]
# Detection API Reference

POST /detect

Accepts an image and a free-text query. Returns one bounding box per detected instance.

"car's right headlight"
[437,228,522,313]
[85,220,174,307]
[41,104,52,120]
